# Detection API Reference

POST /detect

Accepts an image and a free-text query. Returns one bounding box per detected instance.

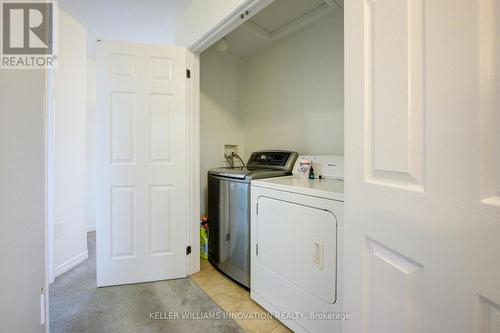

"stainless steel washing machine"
[207,150,298,288]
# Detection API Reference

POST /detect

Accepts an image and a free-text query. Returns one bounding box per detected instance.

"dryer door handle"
[313,240,324,270]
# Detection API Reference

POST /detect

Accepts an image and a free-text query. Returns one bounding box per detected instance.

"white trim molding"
[232,1,343,47]
[188,0,274,53]
[54,250,89,279]
[186,51,201,276]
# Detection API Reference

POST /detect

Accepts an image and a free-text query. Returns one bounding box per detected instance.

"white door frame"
[184,0,275,275]
[186,51,201,275]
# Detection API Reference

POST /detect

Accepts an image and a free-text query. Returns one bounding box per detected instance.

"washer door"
[256,196,337,304]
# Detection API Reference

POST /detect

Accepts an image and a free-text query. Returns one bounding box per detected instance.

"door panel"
[149,185,173,255]
[111,92,136,164]
[149,94,171,163]
[365,0,424,189]
[365,239,423,333]
[96,41,187,286]
[345,0,500,332]
[111,186,136,258]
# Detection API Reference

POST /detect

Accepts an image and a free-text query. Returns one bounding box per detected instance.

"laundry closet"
[200,0,345,214]
[199,1,345,331]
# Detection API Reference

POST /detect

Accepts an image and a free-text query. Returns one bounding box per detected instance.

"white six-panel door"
[96,41,188,286]
[344,0,500,332]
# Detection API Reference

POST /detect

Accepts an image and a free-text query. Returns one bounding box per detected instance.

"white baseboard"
[54,250,88,278]
[87,225,96,232]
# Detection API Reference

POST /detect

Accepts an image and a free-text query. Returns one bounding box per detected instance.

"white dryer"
[250,156,344,333]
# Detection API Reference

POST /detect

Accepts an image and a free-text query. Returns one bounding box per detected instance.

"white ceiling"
[222,0,342,59]
[58,0,192,59]
[250,0,326,32]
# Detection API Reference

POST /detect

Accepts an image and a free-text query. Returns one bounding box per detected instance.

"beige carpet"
[49,232,245,333]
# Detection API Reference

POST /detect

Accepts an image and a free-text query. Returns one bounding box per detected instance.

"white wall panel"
[0,62,47,333]
[241,11,344,159]
[199,48,246,215]
[479,0,500,206]
[52,10,89,279]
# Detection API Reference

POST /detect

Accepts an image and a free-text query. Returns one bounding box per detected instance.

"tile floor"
[191,259,292,333]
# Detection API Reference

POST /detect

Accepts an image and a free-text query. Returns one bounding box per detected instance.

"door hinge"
[256,244,259,256]
[256,203,259,215]
[186,245,192,255]
[186,69,191,78]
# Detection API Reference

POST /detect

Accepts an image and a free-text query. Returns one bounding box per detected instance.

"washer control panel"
[247,151,298,171]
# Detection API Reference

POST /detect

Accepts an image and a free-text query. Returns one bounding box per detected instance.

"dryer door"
[256,196,338,304]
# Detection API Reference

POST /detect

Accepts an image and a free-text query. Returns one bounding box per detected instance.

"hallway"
[49,232,244,333]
